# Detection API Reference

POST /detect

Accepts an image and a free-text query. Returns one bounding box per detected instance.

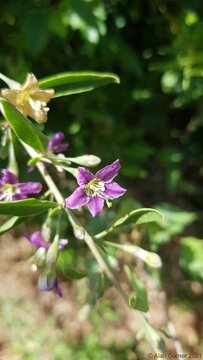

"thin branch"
[22,141,162,352]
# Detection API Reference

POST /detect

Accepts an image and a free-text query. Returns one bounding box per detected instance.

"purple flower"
[24,231,68,250]
[24,231,68,297]
[0,169,42,201]
[65,159,126,217]
[47,132,68,154]
[38,270,62,297]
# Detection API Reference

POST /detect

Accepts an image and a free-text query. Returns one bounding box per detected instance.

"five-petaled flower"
[1,73,54,123]
[24,231,68,297]
[0,169,42,201]
[65,159,126,217]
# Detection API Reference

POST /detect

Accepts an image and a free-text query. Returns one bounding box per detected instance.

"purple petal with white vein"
[87,196,104,217]
[1,169,18,185]
[77,167,94,186]
[18,182,42,195]
[95,159,120,183]
[103,182,126,199]
[65,187,89,209]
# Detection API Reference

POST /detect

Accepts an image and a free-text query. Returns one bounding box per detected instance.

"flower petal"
[103,182,126,199]
[12,194,27,201]
[53,143,68,154]
[38,270,57,292]
[25,231,50,249]
[48,132,64,148]
[95,159,121,183]
[77,167,94,186]
[87,196,104,217]
[18,182,42,195]
[58,239,68,249]
[1,169,18,185]
[55,279,63,297]
[65,187,89,209]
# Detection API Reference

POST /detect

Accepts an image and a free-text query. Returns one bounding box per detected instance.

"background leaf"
[0,216,25,235]
[180,237,203,283]
[0,199,57,217]
[60,266,88,280]
[0,98,48,152]
[39,72,120,97]
[124,265,148,312]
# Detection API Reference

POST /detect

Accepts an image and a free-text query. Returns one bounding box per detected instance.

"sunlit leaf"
[0,199,57,217]
[0,216,25,235]
[95,208,163,238]
[180,237,203,283]
[0,98,48,152]
[39,72,120,98]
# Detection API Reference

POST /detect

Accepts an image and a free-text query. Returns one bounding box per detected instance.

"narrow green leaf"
[39,72,120,98]
[95,208,163,238]
[0,216,25,235]
[0,199,57,217]
[113,208,163,228]
[0,98,48,152]
[124,265,148,312]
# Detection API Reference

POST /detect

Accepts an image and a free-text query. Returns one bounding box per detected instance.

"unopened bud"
[73,225,85,240]
[38,269,57,292]
[31,247,46,268]
[67,155,101,167]
[123,245,162,268]
[46,235,59,267]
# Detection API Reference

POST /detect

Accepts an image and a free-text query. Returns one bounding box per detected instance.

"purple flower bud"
[38,270,62,297]
[47,132,68,154]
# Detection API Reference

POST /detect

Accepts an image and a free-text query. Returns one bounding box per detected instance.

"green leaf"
[180,237,203,283]
[0,98,48,152]
[0,216,25,235]
[0,199,57,217]
[124,265,148,312]
[95,208,163,238]
[57,250,88,279]
[60,266,88,280]
[114,208,163,227]
[39,72,120,98]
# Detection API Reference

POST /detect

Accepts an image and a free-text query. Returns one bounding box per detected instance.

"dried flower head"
[1,73,54,123]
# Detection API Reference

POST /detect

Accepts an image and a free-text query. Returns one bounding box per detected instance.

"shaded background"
[0,0,203,358]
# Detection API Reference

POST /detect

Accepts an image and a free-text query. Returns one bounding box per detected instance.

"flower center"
[0,184,18,201]
[85,178,105,196]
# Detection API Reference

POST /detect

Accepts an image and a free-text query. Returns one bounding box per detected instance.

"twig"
[22,141,162,352]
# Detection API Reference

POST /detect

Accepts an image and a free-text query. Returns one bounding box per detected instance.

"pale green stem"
[22,141,161,352]
[8,128,19,175]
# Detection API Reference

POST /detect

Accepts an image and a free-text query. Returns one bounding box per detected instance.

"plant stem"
[22,142,162,352]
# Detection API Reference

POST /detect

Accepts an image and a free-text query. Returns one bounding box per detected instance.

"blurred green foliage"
[1,0,203,212]
[0,0,203,353]
[1,0,203,206]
